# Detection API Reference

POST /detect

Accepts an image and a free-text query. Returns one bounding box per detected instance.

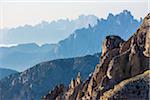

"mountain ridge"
[0,10,142,71]
[0,14,98,45]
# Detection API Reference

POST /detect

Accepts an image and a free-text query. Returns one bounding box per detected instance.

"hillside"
[0,53,101,100]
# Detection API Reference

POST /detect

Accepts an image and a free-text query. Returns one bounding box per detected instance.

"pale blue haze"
[0,10,142,71]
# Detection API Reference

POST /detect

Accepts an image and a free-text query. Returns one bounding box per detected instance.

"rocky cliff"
[43,13,150,100]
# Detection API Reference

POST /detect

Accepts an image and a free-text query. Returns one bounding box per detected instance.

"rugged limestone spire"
[69,72,81,89]
[70,79,75,89]
[76,72,81,84]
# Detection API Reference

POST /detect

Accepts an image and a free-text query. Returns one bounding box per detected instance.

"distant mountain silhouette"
[0,43,57,71]
[0,15,98,45]
[0,68,18,79]
[0,10,142,71]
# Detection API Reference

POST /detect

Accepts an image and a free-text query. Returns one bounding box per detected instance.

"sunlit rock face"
[100,70,150,100]
[101,35,124,57]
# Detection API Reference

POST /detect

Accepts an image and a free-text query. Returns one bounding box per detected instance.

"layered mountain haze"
[0,15,98,45]
[0,10,142,71]
[43,13,150,100]
[0,43,57,71]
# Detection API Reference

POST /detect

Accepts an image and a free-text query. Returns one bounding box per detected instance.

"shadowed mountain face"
[0,53,101,100]
[43,13,150,100]
[0,68,18,79]
[0,10,142,71]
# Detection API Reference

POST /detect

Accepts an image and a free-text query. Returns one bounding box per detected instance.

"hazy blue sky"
[0,0,149,29]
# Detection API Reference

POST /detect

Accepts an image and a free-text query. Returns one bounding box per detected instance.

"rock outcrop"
[43,13,150,100]
[42,84,66,100]
[101,35,124,56]
[100,70,150,100]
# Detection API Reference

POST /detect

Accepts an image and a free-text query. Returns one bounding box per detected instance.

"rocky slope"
[43,13,150,100]
[0,53,100,100]
[100,70,150,100]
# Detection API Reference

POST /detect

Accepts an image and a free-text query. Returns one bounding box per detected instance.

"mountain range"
[0,10,142,71]
[0,53,101,100]
[0,15,98,45]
